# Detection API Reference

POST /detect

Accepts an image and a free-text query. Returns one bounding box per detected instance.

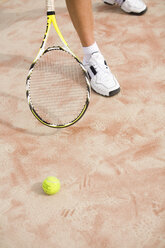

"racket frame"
[26,7,90,128]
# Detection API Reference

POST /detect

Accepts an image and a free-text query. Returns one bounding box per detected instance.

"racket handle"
[46,0,55,12]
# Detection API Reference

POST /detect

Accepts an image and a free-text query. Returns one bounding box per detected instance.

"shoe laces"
[115,0,124,6]
[91,53,110,74]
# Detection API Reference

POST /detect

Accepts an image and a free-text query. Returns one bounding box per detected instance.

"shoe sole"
[91,86,120,97]
[104,1,147,15]
[109,87,120,97]
[127,7,147,16]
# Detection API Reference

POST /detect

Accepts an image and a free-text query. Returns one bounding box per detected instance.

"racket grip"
[46,0,55,12]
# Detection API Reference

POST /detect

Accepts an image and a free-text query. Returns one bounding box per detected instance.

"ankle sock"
[82,42,100,65]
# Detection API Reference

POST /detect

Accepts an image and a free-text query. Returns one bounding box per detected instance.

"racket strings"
[29,49,88,125]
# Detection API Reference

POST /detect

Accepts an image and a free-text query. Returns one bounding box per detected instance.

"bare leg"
[65,0,120,97]
[65,0,95,47]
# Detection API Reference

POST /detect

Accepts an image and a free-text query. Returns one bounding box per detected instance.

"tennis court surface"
[0,0,165,247]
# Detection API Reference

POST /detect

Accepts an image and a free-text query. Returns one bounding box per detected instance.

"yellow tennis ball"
[42,176,61,195]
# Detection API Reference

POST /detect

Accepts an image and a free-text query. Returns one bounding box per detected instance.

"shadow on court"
[0,92,59,136]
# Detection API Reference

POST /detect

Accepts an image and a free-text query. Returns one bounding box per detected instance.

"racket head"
[26,46,90,128]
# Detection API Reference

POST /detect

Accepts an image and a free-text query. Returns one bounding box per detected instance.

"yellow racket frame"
[34,12,72,62]
[26,8,90,128]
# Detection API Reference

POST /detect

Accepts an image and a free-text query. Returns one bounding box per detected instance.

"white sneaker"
[83,52,120,97]
[103,0,147,15]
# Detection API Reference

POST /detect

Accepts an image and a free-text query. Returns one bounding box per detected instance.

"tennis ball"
[42,176,61,195]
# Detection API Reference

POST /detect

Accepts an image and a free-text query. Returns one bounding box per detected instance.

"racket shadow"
[0,7,66,31]
[0,9,44,31]
[0,53,32,70]
[0,92,64,136]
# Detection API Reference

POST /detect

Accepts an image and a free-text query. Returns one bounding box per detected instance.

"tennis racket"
[26,0,90,128]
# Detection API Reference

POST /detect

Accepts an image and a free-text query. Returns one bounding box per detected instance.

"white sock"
[82,42,100,65]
